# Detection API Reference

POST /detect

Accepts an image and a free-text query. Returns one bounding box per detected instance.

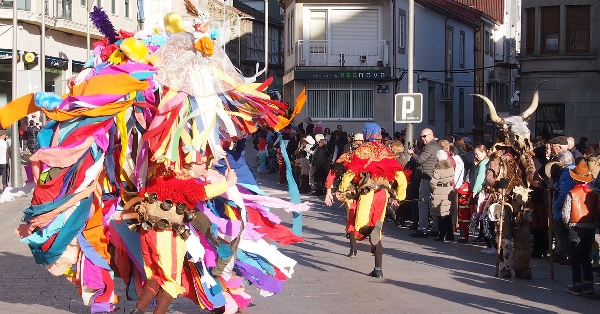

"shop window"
[398,9,406,54]
[541,6,560,54]
[306,81,373,120]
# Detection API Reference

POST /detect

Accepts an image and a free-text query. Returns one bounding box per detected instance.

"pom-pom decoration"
[89,6,119,44]
[34,92,62,110]
[195,36,214,56]
[164,12,187,33]
[120,37,150,64]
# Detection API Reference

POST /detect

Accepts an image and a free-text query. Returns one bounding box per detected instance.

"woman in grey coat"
[430,150,456,241]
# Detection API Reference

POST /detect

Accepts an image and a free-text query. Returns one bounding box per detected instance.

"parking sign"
[394,93,423,123]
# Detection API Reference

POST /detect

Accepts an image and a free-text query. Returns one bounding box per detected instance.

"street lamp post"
[10,0,21,187]
[41,0,46,125]
[405,0,415,149]
[264,0,268,81]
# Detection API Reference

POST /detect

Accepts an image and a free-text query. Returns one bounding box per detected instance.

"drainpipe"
[392,0,397,134]
[137,0,145,30]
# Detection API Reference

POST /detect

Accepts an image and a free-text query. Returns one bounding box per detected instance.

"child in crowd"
[267,144,278,174]
[430,150,455,241]
[257,137,267,173]
[296,150,311,193]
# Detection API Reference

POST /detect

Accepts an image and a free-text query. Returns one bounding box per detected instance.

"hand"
[225,169,237,187]
[391,199,400,207]
[407,148,414,155]
[325,191,334,206]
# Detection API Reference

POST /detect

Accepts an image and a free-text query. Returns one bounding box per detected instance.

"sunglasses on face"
[421,134,431,138]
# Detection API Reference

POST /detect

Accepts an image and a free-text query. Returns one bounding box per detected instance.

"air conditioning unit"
[442,84,453,100]
[489,69,500,82]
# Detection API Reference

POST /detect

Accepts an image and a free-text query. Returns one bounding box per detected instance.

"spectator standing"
[295,150,311,193]
[551,150,576,265]
[562,159,597,295]
[430,150,455,241]
[408,128,442,238]
[567,136,583,159]
[257,137,268,174]
[329,125,348,162]
[311,134,329,196]
[0,130,9,190]
[26,120,40,153]
[483,132,494,149]
[305,117,314,135]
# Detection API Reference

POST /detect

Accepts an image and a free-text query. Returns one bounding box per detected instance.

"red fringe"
[140,174,207,208]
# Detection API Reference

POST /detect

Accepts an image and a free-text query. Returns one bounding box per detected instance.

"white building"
[0,0,138,104]
[280,0,479,136]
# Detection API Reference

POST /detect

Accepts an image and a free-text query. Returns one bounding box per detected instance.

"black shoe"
[426,230,439,237]
[210,306,226,314]
[347,250,357,258]
[445,235,455,241]
[457,238,468,243]
[368,268,383,278]
[472,236,485,243]
[409,231,428,238]
[515,269,532,279]
[567,284,583,295]
[582,281,595,295]
[409,224,418,230]
[500,269,512,279]
[434,236,445,242]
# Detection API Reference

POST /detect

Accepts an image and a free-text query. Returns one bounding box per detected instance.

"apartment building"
[519,0,599,141]
[0,0,138,104]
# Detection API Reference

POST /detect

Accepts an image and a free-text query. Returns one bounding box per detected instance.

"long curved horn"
[521,80,547,120]
[471,94,504,126]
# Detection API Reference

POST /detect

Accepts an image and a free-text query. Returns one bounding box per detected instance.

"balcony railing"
[296,40,388,67]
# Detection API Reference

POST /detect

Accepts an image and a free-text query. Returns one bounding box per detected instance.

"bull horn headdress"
[471,93,504,126]
[520,80,547,120]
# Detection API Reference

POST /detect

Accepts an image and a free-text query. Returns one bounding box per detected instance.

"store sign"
[45,58,68,70]
[0,50,20,63]
[294,69,390,81]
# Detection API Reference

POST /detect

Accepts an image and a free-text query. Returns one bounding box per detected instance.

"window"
[309,10,327,54]
[398,9,406,54]
[459,30,465,69]
[525,8,535,55]
[428,83,436,125]
[306,82,374,120]
[566,5,590,53]
[96,0,101,8]
[4,0,32,10]
[81,0,85,5]
[110,0,114,13]
[124,0,129,18]
[287,10,295,56]
[56,0,72,19]
[484,31,490,55]
[458,88,465,128]
[541,6,559,54]
[446,26,453,81]
[535,104,565,138]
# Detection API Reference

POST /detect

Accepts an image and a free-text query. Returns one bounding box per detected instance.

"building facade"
[280,0,482,135]
[519,0,598,142]
[0,0,138,107]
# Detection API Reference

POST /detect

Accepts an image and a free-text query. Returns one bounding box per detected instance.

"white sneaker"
[481,248,497,255]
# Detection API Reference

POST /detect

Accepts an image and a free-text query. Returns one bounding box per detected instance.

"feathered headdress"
[184,0,210,24]
[89,6,119,43]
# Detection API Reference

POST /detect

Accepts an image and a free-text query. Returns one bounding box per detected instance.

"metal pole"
[40,0,46,125]
[87,0,91,58]
[264,0,269,81]
[405,0,414,149]
[10,0,21,188]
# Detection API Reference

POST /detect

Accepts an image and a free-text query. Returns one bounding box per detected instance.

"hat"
[304,135,315,145]
[436,150,448,161]
[570,159,593,183]
[353,133,364,141]
[315,134,325,142]
[362,122,381,142]
[548,136,568,145]
[462,136,472,143]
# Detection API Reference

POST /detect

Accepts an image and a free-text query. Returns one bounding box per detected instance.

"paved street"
[0,156,599,314]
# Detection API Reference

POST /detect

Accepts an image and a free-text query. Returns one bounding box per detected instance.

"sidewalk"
[0,146,598,313]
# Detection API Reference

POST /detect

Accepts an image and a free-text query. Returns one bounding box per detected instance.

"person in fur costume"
[430,150,455,241]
